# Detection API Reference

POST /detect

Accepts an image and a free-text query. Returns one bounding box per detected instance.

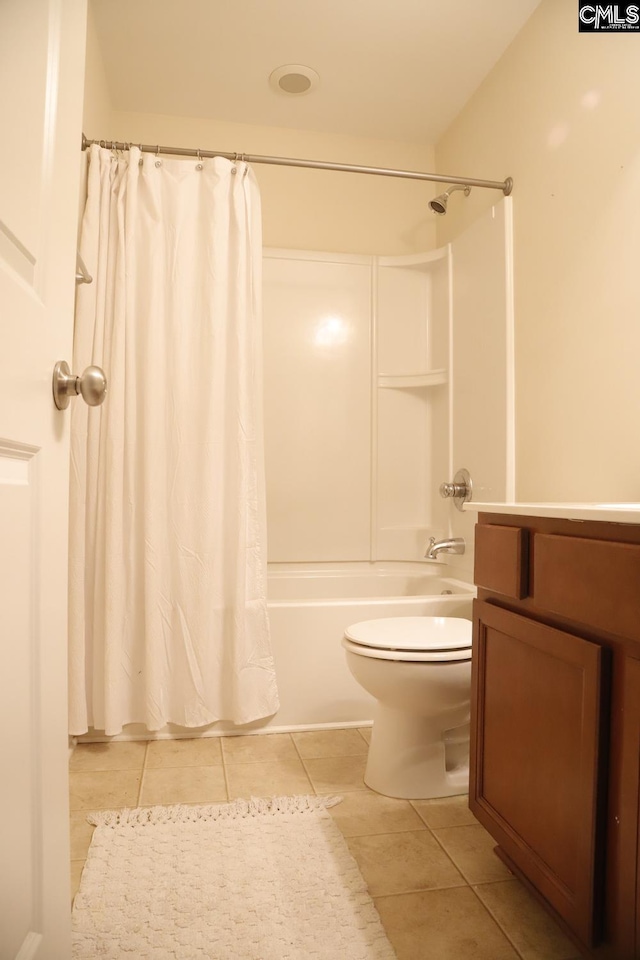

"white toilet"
[342,616,472,799]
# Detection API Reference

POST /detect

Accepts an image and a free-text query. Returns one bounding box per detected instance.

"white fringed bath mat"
[71,795,397,959]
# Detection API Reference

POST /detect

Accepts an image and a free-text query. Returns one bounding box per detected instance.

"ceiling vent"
[269,64,320,96]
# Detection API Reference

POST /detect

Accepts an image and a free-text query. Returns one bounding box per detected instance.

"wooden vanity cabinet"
[470,513,640,960]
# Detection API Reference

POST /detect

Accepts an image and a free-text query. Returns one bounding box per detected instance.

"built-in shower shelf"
[378,370,447,388]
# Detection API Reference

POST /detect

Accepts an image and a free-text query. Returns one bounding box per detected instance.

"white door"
[0,1,87,958]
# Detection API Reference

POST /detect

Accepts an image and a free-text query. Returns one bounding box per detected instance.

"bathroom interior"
[9,0,640,957]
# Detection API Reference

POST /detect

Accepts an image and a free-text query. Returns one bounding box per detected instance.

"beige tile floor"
[69,727,582,960]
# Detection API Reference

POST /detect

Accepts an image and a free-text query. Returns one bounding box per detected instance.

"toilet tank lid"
[344,616,472,652]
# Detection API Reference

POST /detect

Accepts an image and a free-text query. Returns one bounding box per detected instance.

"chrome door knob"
[52,360,107,410]
[77,365,107,406]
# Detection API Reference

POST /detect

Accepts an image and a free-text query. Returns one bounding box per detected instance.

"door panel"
[0,2,87,958]
[0,445,39,959]
[0,0,49,280]
[471,600,606,947]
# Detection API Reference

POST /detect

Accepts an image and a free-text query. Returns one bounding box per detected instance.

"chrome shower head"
[429,184,471,216]
[429,196,448,215]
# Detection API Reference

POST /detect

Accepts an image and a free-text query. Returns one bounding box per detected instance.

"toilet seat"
[343,616,472,662]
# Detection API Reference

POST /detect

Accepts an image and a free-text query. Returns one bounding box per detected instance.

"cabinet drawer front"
[471,600,605,946]
[475,523,528,599]
[533,533,640,641]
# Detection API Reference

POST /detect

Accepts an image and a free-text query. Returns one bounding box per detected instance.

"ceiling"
[90,0,542,145]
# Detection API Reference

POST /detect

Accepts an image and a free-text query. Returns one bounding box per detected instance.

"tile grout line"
[220,738,231,801]
[427,827,527,960]
[137,741,149,806]
[408,798,481,832]
[305,752,369,795]
[409,800,435,829]
[467,882,527,960]
[289,734,319,795]
[426,823,475,885]
[368,879,470,898]
[343,825,431,839]
[289,734,478,904]
[370,878,470,901]
[356,727,372,746]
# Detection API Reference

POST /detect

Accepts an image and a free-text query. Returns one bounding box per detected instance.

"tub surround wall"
[263,248,452,564]
[445,200,515,580]
[263,205,513,574]
[375,251,450,560]
[263,253,372,562]
[450,202,514,503]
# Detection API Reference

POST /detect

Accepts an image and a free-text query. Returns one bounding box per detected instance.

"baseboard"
[76,719,373,744]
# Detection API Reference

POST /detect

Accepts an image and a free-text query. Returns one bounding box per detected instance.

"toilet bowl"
[342,616,472,799]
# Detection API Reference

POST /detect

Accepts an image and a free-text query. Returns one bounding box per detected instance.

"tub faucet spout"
[425,537,465,560]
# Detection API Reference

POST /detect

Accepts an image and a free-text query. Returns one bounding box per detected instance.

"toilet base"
[364,705,470,800]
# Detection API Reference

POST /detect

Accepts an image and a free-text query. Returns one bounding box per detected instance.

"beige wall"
[82,49,438,256]
[110,112,437,255]
[83,3,112,136]
[436,0,640,502]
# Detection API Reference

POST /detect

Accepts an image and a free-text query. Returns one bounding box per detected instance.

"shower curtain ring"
[196,149,203,171]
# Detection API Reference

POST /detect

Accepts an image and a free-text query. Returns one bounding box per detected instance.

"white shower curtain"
[69,145,279,736]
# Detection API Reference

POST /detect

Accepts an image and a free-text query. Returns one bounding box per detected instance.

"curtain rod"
[81,135,513,196]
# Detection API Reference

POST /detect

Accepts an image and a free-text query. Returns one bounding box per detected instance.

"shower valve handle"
[52,360,108,410]
[439,468,473,512]
[440,482,468,498]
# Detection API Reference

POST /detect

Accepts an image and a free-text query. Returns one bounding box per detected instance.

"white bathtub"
[82,562,475,742]
[264,562,476,730]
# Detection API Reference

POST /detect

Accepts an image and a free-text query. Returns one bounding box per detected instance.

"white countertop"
[464,502,640,524]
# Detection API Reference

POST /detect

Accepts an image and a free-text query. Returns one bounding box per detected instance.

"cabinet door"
[470,600,606,947]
